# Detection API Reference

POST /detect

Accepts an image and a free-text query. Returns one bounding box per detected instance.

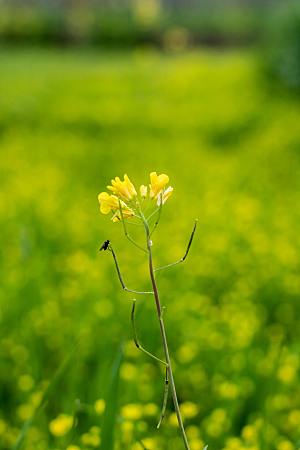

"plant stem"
[142,220,190,450]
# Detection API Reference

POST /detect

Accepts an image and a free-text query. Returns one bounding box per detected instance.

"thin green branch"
[157,366,169,429]
[150,196,163,237]
[155,219,198,272]
[146,206,160,222]
[118,199,147,253]
[131,300,168,366]
[141,216,191,449]
[109,245,153,295]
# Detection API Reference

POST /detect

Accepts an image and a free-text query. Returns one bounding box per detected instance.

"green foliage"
[0,3,266,47]
[0,48,300,449]
[262,1,300,91]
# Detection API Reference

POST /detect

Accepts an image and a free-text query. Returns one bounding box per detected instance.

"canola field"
[0,47,300,450]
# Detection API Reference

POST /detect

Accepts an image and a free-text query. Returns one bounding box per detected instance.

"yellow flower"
[111,206,135,222]
[49,414,73,437]
[98,192,134,222]
[149,172,169,199]
[98,192,119,214]
[107,174,137,201]
[140,184,148,198]
[157,186,173,205]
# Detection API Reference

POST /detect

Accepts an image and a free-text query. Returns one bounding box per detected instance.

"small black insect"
[99,240,110,251]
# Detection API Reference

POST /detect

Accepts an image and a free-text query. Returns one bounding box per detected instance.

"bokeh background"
[1,1,300,449]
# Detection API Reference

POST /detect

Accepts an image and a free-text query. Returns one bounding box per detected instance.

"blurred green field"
[1,47,300,450]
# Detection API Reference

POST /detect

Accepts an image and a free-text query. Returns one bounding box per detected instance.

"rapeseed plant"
[99,172,197,449]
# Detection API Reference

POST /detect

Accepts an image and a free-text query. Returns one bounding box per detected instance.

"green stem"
[131,299,168,367]
[141,217,190,450]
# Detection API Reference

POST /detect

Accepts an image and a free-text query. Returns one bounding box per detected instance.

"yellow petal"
[150,172,170,198]
[161,186,173,205]
[140,184,148,198]
[107,174,137,201]
[100,203,111,214]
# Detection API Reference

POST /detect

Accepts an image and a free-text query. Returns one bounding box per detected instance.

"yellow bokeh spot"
[18,374,34,391]
[121,420,134,444]
[142,437,158,449]
[49,414,73,437]
[17,403,35,421]
[81,432,101,447]
[225,437,243,449]
[177,344,198,363]
[186,425,200,439]
[121,420,134,433]
[241,425,257,441]
[190,438,205,450]
[288,409,300,426]
[66,446,81,450]
[168,412,178,427]
[143,403,159,416]
[89,426,101,435]
[0,419,7,435]
[277,440,295,450]
[218,382,239,400]
[121,403,143,420]
[120,362,137,381]
[278,365,296,384]
[94,399,106,415]
[180,402,199,419]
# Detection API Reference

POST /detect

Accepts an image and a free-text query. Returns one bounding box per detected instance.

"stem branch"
[142,218,190,450]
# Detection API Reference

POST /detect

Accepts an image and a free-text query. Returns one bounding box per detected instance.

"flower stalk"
[98,172,197,449]
[142,215,190,449]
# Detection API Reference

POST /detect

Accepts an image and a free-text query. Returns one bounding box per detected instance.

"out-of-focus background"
[1,1,300,449]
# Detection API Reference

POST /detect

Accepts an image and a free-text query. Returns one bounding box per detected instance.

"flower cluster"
[98,172,173,222]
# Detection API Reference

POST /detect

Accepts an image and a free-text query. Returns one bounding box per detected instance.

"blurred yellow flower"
[107,174,137,201]
[180,401,199,419]
[121,403,143,420]
[0,419,7,435]
[17,403,34,421]
[94,398,106,415]
[143,403,159,416]
[288,409,300,427]
[242,424,257,441]
[18,374,34,392]
[49,414,73,437]
[277,440,295,450]
[81,432,101,447]
[120,362,137,380]
[190,438,205,450]
[149,171,169,199]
